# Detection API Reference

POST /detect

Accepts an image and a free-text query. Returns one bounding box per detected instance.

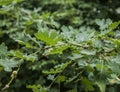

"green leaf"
[68,53,83,60]
[57,75,66,82]
[75,31,95,43]
[96,81,106,92]
[25,54,37,62]
[27,84,48,92]
[109,62,120,74]
[95,19,112,30]
[81,49,96,55]
[43,68,61,74]
[0,0,24,5]
[46,44,69,55]
[110,20,120,30]
[0,59,19,72]
[35,30,62,46]
[81,77,94,91]
[9,50,25,59]
[77,58,87,66]
[42,61,72,74]
[47,74,55,80]
[0,43,8,56]
[9,50,37,62]
[0,66,3,71]
[110,38,120,46]
[15,40,36,49]
[96,64,108,72]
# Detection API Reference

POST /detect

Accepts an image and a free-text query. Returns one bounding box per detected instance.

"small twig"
[48,61,73,89]
[1,65,21,91]
[44,42,89,51]
[116,77,120,81]
[48,69,63,89]
[69,43,89,48]
[100,54,109,62]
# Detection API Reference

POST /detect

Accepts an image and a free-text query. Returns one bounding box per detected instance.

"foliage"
[0,0,120,92]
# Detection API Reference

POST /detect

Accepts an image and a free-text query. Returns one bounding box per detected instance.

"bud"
[1,84,9,90]
[11,70,18,78]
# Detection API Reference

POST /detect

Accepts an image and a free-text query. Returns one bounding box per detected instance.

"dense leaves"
[0,0,120,92]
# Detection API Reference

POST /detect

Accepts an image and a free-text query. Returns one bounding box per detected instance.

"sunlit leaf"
[35,30,62,46]
[110,21,120,30]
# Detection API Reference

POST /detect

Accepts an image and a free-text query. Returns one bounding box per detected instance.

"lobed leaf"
[35,30,62,46]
